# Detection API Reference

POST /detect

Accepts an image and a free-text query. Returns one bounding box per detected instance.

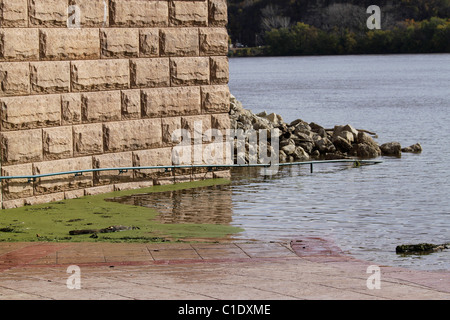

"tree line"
[227,0,450,55]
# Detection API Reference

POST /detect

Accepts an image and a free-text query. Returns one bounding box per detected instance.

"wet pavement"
[0,239,449,300]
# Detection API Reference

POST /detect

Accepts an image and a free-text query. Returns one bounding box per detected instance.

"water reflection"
[111,184,233,225]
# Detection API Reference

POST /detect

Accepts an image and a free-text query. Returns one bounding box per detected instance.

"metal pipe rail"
[0,159,383,182]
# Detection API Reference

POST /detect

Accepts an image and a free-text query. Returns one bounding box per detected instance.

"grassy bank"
[0,179,243,243]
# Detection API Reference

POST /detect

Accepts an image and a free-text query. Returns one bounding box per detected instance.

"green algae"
[0,179,243,243]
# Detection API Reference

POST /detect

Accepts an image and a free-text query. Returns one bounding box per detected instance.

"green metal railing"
[0,159,383,182]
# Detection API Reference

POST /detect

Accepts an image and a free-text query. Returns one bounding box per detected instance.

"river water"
[226,54,450,271]
[116,54,449,271]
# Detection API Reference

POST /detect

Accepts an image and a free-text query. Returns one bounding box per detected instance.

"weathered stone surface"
[24,192,65,206]
[0,94,61,130]
[39,29,100,61]
[81,91,122,123]
[71,59,129,92]
[401,143,422,153]
[181,114,212,141]
[160,28,199,56]
[84,184,114,196]
[30,61,70,94]
[92,152,133,185]
[109,0,168,27]
[141,86,201,118]
[199,28,229,56]
[1,163,34,200]
[0,29,39,61]
[103,119,162,153]
[64,189,85,200]
[100,28,139,58]
[73,123,104,156]
[162,116,182,146]
[28,0,67,27]
[121,89,141,120]
[33,157,93,194]
[210,56,229,84]
[170,57,209,86]
[139,28,159,57]
[113,180,153,191]
[169,1,208,26]
[132,147,173,179]
[0,0,28,27]
[43,126,73,160]
[380,142,402,157]
[0,62,30,96]
[201,85,230,113]
[61,93,82,125]
[211,113,230,132]
[130,58,170,88]
[1,129,42,165]
[209,0,228,27]
[69,0,109,27]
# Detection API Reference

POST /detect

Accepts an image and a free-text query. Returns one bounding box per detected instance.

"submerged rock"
[396,243,449,254]
[380,142,402,157]
[401,143,423,153]
[228,94,420,163]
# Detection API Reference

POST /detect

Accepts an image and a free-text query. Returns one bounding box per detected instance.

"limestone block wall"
[0,0,231,209]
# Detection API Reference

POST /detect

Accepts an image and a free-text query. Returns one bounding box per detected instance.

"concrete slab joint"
[0,0,231,209]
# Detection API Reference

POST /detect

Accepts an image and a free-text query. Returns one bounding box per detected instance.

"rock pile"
[229,94,422,163]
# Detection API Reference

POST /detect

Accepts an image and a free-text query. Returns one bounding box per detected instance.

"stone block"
[1,163,34,201]
[28,0,67,27]
[39,28,100,61]
[170,57,209,86]
[84,184,114,196]
[0,94,61,130]
[73,123,104,156]
[33,157,93,194]
[69,0,109,27]
[199,28,229,56]
[0,0,28,27]
[100,28,139,58]
[92,152,133,185]
[2,199,25,209]
[71,59,129,92]
[103,119,162,153]
[201,85,230,113]
[121,89,141,120]
[162,116,181,146]
[81,91,122,123]
[43,126,73,160]
[169,1,208,26]
[0,29,39,61]
[61,93,82,125]
[24,192,65,206]
[64,189,85,200]
[160,28,199,56]
[141,86,201,118]
[210,56,229,84]
[139,28,159,57]
[132,147,173,179]
[209,0,228,27]
[211,113,231,132]
[130,58,170,88]
[0,129,42,165]
[30,61,70,94]
[181,114,212,141]
[0,62,30,96]
[113,180,153,191]
[109,0,168,27]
